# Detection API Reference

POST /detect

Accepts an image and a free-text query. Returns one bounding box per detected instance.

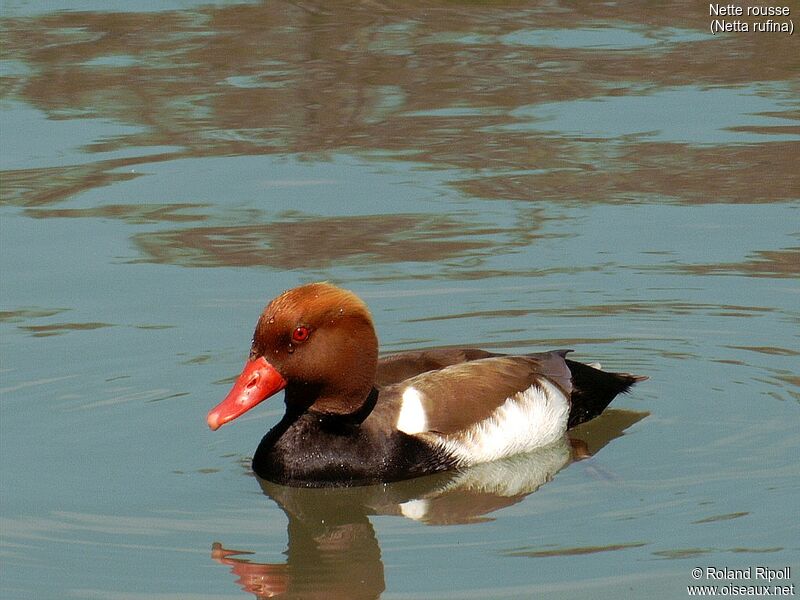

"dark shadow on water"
[209,409,646,599]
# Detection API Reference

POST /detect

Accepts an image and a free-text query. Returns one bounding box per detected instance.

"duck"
[207,282,645,487]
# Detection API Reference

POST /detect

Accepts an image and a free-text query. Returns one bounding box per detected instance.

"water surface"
[1,2,798,599]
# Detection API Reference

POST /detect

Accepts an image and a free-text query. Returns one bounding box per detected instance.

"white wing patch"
[396,386,428,434]
[433,379,570,466]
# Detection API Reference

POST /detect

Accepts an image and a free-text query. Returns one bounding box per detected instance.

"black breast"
[252,411,456,487]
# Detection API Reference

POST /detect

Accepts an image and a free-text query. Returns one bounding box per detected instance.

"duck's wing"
[376,347,497,387]
[388,351,573,436]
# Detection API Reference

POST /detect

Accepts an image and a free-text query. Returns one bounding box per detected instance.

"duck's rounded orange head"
[207,283,379,430]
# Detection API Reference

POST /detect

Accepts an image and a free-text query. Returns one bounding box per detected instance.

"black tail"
[565,360,646,429]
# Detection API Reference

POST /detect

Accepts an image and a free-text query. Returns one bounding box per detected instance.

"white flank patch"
[435,379,570,466]
[396,386,428,434]
[399,499,429,521]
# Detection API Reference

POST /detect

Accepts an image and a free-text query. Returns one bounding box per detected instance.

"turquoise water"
[1,2,798,599]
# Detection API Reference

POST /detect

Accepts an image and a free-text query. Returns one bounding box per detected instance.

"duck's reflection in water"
[211,409,646,599]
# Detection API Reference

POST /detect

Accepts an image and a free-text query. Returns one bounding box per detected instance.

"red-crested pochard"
[207,282,645,487]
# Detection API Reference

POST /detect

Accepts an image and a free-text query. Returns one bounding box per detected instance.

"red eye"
[292,326,310,342]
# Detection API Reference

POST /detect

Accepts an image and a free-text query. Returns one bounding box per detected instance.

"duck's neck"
[317,387,380,425]
[285,381,379,423]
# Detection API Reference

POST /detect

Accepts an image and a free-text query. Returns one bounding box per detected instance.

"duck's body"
[208,283,645,487]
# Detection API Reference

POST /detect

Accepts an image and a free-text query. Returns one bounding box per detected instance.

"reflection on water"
[1,1,798,599]
[3,1,798,214]
[502,540,647,558]
[211,410,645,599]
[24,202,210,223]
[18,321,114,337]
[504,85,799,143]
[672,248,800,279]
[457,141,800,205]
[131,212,530,268]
